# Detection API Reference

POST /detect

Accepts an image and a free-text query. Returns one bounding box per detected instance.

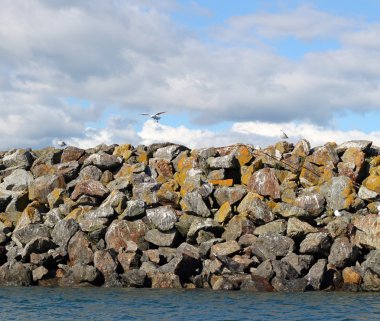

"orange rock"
[342,267,362,285]
[363,175,380,195]
[208,179,234,187]
[214,202,232,223]
[235,145,253,166]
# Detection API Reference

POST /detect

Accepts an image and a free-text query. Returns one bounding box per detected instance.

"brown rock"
[352,214,380,249]
[71,179,110,200]
[210,240,240,257]
[337,147,365,182]
[342,267,362,285]
[247,168,281,199]
[29,174,66,203]
[61,146,86,163]
[68,231,94,266]
[151,272,182,288]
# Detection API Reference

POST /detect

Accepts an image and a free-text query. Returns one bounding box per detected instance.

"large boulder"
[0,261,32,286]
[328,237,359,269]
[1,169,34,191]
[29,174,66,203]
[247,168,281,200]
[51,219,79,250]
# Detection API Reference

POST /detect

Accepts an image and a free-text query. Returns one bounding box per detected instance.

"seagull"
[280,130,288,140]
[57,140,67,148]
[140,111,166,123]
[334,209,342,217]
[377,204,380,215]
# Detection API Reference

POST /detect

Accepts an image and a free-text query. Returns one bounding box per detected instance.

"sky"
[1,0,380,150]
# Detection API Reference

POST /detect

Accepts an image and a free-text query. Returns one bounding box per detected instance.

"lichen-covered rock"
[273,202,308,219]
[325,176,356,211]
[254,220,287,236]
[2,149,35,169]
[237,193,274,223]
[214,186,247,207]
[180,191,210,218]
[287,217,318,238]
[294,190,325,216]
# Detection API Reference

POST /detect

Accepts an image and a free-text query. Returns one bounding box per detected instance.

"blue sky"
[1,0,380,149]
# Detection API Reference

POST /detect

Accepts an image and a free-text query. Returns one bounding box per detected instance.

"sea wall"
[0,140,379,291]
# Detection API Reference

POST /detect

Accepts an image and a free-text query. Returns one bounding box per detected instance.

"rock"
[342,267,362,285]
[214,202,232,224]
[180,191,211,217]
[310,143,339,167]
[352,214,380,250]
[273,202,308,218]
[154,145,188,161]
[83,152,121,170]
[362,175,380,195]
[60,264,99,286]
[67,231,94,266]
[306,259,327,290]
[12,224,51,247]
[0,261,32,286]
[271,276,308,292]
[149,158,174,180]
[207,154,239,169]
[51,219,79,250]
[292,139,311,157]
[210,240,240,257]
[336,140,372,154]
[294,191,325,216]
[146,206,177,231]
[22,237,55,261]
[238,195,275,223]
[32,266,49,282]
[300,233,331,256]
[338,148,365,182]
[151,272,182,288]
[361,249,380,276]
[121,270,146,287]
[214,186,247,207]
[0,189,12,211]
[71,179,110,200]
[251,233,295,261]
[253,220,287,236]
[117,251,141,272]
[105,220,148,251]
[286,217,318,238]
[132,183,159,206]
[61,147,85,163]
[358,186,378,200]
[325,176,356,211]
[145,229,178,247]
[281,253,314,276]
[240,275,274,292]
[94,250,118,283]
[247,168,281,200]
[362,269,380,291]
[2,149,35,169]
[328,237,358,269]
[187,218,224,243]
[29,175,66,203]
[120,200,146,220]
[1,169,34,191]
[222,214,254,241]
[326,217,350,239]
[79,165,102,181]
[101,191,127,216]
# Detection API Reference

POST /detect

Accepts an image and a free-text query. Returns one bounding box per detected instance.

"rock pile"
[0,140,379,291]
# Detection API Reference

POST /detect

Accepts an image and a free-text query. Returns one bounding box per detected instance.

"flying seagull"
[57,140,67,148]
[140,111,166,122]
[280,130,288,140]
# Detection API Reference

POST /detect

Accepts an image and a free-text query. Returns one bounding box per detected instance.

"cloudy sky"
[1,0,380,150]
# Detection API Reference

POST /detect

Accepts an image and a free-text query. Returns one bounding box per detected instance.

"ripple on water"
[0,288,379,321]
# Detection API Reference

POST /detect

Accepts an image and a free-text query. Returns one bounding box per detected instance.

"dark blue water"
[0,288,378,321]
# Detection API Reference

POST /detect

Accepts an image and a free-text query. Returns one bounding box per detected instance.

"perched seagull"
[334,209,342,217]
[280,130,288,140]
[140,111,166,123]
[57,140,67,148]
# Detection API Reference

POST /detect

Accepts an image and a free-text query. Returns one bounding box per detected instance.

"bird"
[140,111,166,123]
[57,140,67,148]
[280,130,288,140]
[334,210,342,217]
[377,204,380,215]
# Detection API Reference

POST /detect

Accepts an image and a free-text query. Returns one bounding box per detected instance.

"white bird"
[140,111,166,123]
[57,140,67,148]
[377,204,380,215]
[280,130,288,140]
[254,145,261,150]
[334,210,342,217]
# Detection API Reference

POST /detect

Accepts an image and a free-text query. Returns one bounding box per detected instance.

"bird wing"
[140,113,150,116]
[154,111,166,116]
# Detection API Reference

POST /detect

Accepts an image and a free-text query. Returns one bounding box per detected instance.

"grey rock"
[71,179,110,201]
[325,176,355,211]
[0,261,32,286]
[120,200,146,220]
[94,249,118,281]
[29,174,66,203]
[61,264,99,286]
[281,253,314,276]
[181,191,210,218]
[300,232,331,256]
[106,177,130,192]
[273,202,308,218]
[153,144,187,160]
[32,266,49,282]
[306,259,327,290]
[271,276,308,292]
[2,149,35,169]
[251,233,295,261]
[362,269,380,291]
[198,238,223,258]
[121,270,147,287]
[207,154,239,169]
[362,249,380,276]
[214,186,247,206]
[101,190,127,216]
[328,237,358,269]
[132,182,159,206]
[210,240,240,257]
[336,140,372,154]
[254,260,274,279]
[146,205,177,231]
[22,237,56,261]
[13,224,51,247]
[187,218,224,243]
[145,229,178,247]
[1,169,34,191]
[84,151,121,170]
[51,219,79,250]
[254,220,287,236]
[294,191,325,216]
[79,165,103,181]
[0,189,12,211]
[286,217,318,238]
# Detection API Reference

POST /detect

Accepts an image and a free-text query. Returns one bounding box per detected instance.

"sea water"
[0,287,379,321]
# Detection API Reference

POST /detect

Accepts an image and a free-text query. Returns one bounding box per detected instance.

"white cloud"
[0,1,380,150]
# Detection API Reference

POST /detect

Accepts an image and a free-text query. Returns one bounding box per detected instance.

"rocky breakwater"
[0,140,379,291]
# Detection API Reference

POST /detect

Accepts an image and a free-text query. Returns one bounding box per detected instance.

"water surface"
[0,288,379,321]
